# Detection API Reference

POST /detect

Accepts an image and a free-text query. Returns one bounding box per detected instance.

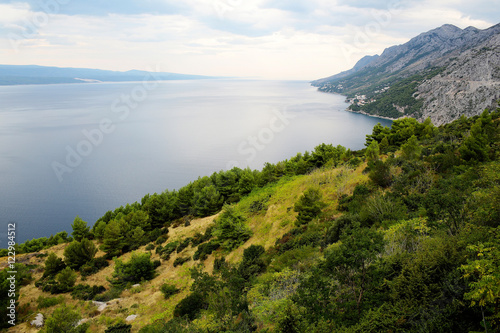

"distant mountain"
[0,65,216,85]
[312,55,380,86]
[312,23,500,124]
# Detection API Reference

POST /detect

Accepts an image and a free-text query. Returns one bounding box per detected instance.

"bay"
[0,79,392,243]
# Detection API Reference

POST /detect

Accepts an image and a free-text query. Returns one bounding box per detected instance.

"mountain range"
[0,65,215,85]
[312,23,500,125]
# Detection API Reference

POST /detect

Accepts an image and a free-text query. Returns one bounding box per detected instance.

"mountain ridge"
[312,23,500,124]
[0,65,217,85]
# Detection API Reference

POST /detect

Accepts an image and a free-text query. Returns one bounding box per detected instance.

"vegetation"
[2,104,499,332]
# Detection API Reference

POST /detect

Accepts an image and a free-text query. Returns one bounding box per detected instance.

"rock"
[92,301,108,312]
[126,314,138,322]
[132,284,140,288]
[92,298,122,312]
[76,318,88,327]
[30,313,44,328]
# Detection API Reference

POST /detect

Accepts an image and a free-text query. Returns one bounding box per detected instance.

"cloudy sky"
[0,0,498,79]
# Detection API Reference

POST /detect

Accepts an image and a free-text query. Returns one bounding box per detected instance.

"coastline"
[315,87,398,122]
[343,107,398,121]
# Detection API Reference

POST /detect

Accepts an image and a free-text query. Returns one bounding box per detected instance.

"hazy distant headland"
[0,65,217,85]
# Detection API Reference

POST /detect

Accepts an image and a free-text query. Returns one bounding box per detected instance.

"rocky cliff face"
[313,23,500,125]
[416,34,500,124]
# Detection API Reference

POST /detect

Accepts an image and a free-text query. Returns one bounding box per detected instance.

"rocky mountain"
[312,54,379,85]
[312,23,500,125]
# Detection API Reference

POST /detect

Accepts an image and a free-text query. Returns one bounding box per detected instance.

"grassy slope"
[2,163,368,332]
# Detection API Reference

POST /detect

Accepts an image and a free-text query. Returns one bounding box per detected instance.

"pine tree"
[294,188,326,225]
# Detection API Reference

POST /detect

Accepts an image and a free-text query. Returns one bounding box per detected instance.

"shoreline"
[343,107,398,121]
[315,87,398,122]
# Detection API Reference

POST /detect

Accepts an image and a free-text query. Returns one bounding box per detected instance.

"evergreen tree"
[192,185,224,217]
[294,188,326,225]
[63,238,98,270]
[460,118,489,162]
[101,220,125,257]
[365,139,380,163]
[401,135,422,160]
[71,216,90,242]
[55,267,77,292]
[43,252,66,278]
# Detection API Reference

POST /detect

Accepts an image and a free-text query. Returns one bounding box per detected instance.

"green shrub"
[173,292,207,320]
[41,304,89,333]
[37,295,64,309]
[155,235,168,245]
[193,239,220,261]
[43,253,66,278]
[160,283,180,299]
[173,257,190,267]
[145,243,155,251]
[110,252,157,289]
[64,238,98,270]
[159,241,179,260]
[71,284,106,300]
[80,256,109,277]
[94,287,123,302]
[55,267,77,293]
[294,188,326,225]
[176,238,191,253]
[212,205,252,251]
[105,322,132,333]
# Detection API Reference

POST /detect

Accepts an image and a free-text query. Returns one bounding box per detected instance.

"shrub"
[94,287,123,302]
[239,245,266,280]
[110,252,157,289]
[55,267,77,292]
[173,257,190,267]
[294,188,326,225]
[105,322,132,333]
[37,295,64,309]
[80,256,109,277]
[43,253,66,278]
[155,235,169,245]
[193,239,220,261]
[159,241,179,260]
[369,160,393,188]
[64,238,98,270]
[71,284,106,300]
[145,243,155,251]
[176,238,191,253]
[212,205,252,251]
[160,283,180,299]
[41,304,89,333]
[173,292,207,320]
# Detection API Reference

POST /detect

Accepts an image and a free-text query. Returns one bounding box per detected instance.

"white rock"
[76,318,88,327]
[30,313,44,328]
[92,300,108,312]
[126,314,138,322]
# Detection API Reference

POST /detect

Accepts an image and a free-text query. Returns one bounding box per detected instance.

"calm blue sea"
[0,79,391,244]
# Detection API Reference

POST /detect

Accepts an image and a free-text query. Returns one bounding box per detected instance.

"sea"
[0,79,392,244]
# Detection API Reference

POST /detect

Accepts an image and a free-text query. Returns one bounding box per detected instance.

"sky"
[0,0,498,80]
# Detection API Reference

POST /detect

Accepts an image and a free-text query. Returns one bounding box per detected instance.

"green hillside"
[1,105,499,332]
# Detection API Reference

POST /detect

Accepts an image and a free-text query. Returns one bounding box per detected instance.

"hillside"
[312,23,500,124]
[1,106,500,332]
[0,65,216,86]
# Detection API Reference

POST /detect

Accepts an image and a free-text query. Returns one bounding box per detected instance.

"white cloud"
[0,1,498,79]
